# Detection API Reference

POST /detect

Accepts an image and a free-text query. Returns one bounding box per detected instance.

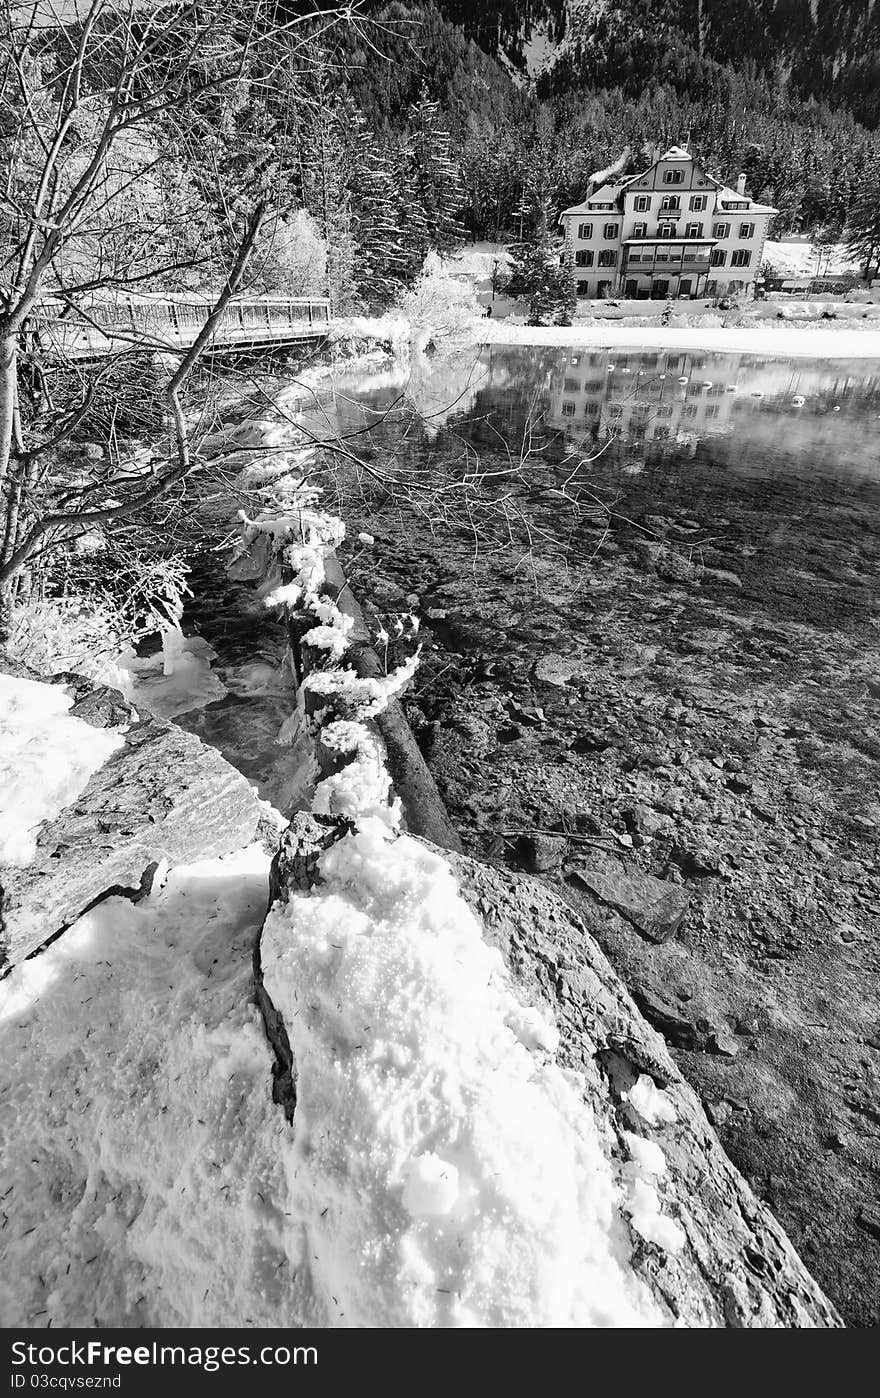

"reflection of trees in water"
[289,345,880,580]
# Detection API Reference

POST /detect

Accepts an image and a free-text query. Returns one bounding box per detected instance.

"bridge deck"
[32,295,332,361]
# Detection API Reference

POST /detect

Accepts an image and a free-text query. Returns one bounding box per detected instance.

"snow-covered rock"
[254,815,840,1328]
[0,666,264,970]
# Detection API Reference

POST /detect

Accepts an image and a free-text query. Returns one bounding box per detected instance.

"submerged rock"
[567,851,691,944]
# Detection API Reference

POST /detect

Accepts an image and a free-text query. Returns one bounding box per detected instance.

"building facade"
[560,146,777,301]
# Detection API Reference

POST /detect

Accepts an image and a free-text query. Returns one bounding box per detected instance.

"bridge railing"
[28,293,331,359]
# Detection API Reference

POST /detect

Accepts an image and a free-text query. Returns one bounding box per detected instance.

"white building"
[559,146,777,301]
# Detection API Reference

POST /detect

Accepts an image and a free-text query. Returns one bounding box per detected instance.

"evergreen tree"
[345,108,411,303]
[394,146,432,284]
[405,93,467,253]
[507,191,574,326]
[299,80,359,313]
[846,173,880,282]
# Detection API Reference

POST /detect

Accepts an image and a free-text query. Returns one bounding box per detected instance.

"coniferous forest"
[274,0,880,304]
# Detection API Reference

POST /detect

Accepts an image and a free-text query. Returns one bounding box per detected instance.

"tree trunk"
[0,330,17,486]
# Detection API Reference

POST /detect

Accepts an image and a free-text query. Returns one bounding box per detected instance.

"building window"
[662,169,685,184]
[584,402,599,416]
[634,195,650,212]
[563,378,580,393]
[710,248,726,266]
[578,222,593,239]
[603,223,618,240]
[575,249,594,267]
[685,221,703,238]
[739,222,755,238]
[731,248,752,267]
[632,222,648,238]
[657,223,676,238]
[713,222,730,238]
[690,195,707,211]
[597,249,618,268]
[576,280,590,297]
[562,401,576,416]
[660,195,680,211]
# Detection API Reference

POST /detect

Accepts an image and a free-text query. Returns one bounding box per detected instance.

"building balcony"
[623,239,715,272]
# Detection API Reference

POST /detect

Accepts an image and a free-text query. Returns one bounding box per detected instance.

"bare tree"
[0,0,356,632]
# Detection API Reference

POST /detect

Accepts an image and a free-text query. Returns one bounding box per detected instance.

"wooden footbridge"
[31,292,331,360]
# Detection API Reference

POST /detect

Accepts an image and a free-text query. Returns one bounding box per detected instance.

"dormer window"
[662,169,685,184]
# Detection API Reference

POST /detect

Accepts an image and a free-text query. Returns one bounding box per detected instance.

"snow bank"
[329,315,410,356]
[261,818,670,1328]
[0,675,125,866]
[0,845,331,1328]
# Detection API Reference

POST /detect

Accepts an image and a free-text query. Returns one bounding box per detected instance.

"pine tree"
[395,147,431,285]
[345,108,411,304]
[299,84,359,314]
[405,93,467,254]
[846,172,880,283]
[506,191,574,326]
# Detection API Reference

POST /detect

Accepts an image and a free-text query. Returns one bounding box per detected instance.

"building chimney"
[736,173,747,196]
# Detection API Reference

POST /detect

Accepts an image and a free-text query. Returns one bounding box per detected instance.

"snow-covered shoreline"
[477,319,880,359]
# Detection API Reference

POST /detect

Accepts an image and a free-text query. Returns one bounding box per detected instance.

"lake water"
[165,343,880,813]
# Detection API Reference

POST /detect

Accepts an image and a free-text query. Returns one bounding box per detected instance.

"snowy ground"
[0,495,689,1325]
[477,318,880,359]
[763,239,861,278]
[0,844,326,1328]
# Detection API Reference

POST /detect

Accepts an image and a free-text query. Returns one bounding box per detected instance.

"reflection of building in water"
[546,350,880,454]
[547,350,737,451]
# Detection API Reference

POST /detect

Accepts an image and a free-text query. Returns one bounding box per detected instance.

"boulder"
[534,653,581,687]
[258,820,840,1327]
[1,680,263,969]
[449,851,839,1326]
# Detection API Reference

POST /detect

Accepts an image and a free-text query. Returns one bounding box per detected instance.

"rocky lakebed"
[334,351,880,1326]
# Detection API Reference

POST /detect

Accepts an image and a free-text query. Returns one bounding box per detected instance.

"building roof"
[715,186,778,215]
[560,149,779,220]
